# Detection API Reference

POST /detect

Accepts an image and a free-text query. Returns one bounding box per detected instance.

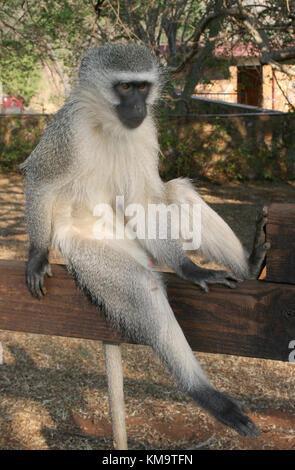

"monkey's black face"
[114,81,150,129]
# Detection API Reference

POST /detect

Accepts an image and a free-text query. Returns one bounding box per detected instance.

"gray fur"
[78,43,163,105]
[79,43,157,78]
[22,43,264,438]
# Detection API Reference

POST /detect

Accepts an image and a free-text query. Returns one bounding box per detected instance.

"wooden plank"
[0,260,126,343]
[266,203,295,284]
[0,260,295,361]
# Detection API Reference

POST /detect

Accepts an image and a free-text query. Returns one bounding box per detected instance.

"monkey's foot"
[195,388,261,439]
[196,269,239,293]
[181,259,239,293]
[248,206,270,278]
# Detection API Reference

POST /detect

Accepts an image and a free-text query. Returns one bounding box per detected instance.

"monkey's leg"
[65,239,259,438]
[165,178,268,280]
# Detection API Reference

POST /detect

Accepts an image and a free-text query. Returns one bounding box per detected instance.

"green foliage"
[0,115,50,171]
[0,41,41,105]
[158,114,292,182]
[0,113,294,182]
[17,0,94,69]
[0,0,96,100]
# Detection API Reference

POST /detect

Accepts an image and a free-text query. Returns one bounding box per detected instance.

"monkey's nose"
[134,103,144,113]
[116,102,147,129]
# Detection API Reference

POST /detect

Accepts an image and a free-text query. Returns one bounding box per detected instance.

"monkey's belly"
[52,206,151,269]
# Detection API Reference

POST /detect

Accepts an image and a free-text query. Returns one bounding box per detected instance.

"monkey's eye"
[139,83,146,90]
[115,83,133,95]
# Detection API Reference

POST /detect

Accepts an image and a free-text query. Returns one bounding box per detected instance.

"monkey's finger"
[254,211,268,249]
[207,278,237,289]
[225,273,239,282]
[33,275,44,299]
[221,280,237,289]
[197,281,209,293]
[40,280,47,296]
[33,278,42,299]
[262,205,268,217]
[26,275,39,299]
[256,205,268,222]
[26,275,35,297]
[45,264,52,277]
[211,271,239,283]
[37,272,48,296]
[256,213,267,225]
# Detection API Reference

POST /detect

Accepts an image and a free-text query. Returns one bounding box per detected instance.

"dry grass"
[0,173,295,450]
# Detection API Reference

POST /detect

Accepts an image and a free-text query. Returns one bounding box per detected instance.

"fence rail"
[193,92,246,103]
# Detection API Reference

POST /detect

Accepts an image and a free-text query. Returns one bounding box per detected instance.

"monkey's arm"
[24,180,54,298]
[164,178,268,280]
[21,105,75,298]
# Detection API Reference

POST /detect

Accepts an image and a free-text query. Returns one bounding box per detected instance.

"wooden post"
[265,203,295,284]
[103,342,128,450]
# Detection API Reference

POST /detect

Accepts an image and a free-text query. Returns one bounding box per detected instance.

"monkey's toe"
[254,207,268,242]
[220,404,261,439]
[206,270,239,288]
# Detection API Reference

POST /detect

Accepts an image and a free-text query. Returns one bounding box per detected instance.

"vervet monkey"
[21,43,268,438]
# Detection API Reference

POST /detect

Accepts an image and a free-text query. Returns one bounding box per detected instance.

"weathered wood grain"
[0,260,295,362]
[0,260,126,343]
[266,203,295,284]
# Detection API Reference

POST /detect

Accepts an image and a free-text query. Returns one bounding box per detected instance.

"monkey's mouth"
[116,105,147,129]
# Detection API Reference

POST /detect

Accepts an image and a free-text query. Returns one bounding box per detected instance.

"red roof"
[215,41,295,58]
[215,42,260,57]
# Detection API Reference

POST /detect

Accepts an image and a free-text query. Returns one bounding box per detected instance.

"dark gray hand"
[26,246,52,299]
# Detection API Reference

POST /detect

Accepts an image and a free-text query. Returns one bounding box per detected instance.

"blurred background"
[0,0,295,181]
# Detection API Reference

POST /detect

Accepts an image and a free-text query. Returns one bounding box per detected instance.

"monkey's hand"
[248,206,270,279]
[180,259,239,293]
[26,246,52,299]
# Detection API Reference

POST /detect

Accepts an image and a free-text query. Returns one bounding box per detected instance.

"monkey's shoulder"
[21,103,77,181]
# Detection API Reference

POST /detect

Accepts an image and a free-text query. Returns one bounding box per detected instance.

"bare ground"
[0,172,295,450]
